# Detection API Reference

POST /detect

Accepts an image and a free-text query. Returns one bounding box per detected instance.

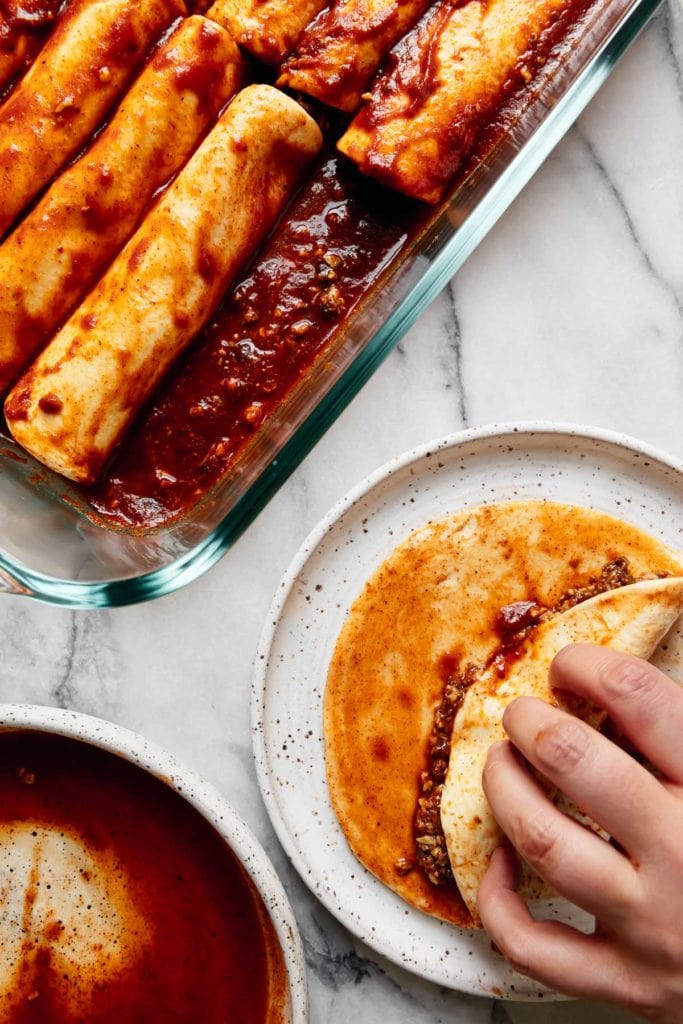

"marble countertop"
[2,4,682,1021]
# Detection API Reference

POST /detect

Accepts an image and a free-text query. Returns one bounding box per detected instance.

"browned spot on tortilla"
[371,737,390,762]
[38,393,63,415]
[128,236,151,272]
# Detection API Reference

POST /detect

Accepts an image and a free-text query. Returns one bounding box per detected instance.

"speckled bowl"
[0,704,307,1024]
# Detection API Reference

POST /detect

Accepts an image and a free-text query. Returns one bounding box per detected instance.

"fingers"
[482,740,638,922]
[502,696,670,857]
[478,846,644,1006]
[551,645,683,784]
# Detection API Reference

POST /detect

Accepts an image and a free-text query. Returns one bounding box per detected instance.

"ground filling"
[410,557,641,888]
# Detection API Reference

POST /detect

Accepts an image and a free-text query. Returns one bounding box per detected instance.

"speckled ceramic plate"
[0,704,307,1024]
[252,423,683,1001]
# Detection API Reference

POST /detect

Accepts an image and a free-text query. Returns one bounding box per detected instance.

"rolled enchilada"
[0,15,245,394]
[205,0,328,64]
[338,0,572,202]
[0,0,185,238]
[278,0,433,112]
[5,85,323,485]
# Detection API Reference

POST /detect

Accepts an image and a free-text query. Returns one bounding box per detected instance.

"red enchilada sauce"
[88,153,422,527]
[83,0,597,529]
[0,0,64,93]
[0,0,600,527]
[0,731,282,1023]
[1,0,63,37]
[347,0,595,202]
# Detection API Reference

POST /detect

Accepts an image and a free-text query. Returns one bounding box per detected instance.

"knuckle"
[659,980,683,1023]
[654,927,683,970]
[501,932,536,978]
[514,808,560,870]
[481,761,494,796]
[599,657,660,707]
[482,755,497,787]
[624,983,659,1020]
[615,876,644,918]
[606,956,681,1021]
[535,718,591,773]
[663,827,683,872]
[506,952,533,979]
[632,988,668,1023]
[482,745,508,791]
[605,962,661,1019]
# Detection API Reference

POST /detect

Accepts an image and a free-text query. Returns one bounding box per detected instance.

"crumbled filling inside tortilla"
[555,557,636,611]
[413,667,475,886]
[408,557,646,888]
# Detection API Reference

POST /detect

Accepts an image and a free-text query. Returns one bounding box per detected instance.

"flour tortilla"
[324,500,683,927]
[441,576,683,925]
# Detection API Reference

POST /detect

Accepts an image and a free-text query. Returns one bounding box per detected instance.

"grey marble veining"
[1,5,682,1022]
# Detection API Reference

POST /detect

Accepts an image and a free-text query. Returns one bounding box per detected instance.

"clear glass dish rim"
[0,0,663,608]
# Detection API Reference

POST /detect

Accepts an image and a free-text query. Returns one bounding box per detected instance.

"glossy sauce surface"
[0,0,64,101]
[347,0,595,202]
[88,151,422,526]
[1,0,596,527]
[0,732,280,1023]
[1,0,63,35]
[85,0,595,529]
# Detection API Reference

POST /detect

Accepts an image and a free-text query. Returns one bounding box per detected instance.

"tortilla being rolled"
[0,0,185,238]
[277,0,432,112]
[206,0,327,63]
[324,500,683,927]
[5,85,322,484]
[0,16,245,394]
[441,576,683,925]
[338,0,571,202]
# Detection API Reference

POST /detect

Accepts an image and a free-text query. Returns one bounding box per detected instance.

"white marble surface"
[1,4,682,1021]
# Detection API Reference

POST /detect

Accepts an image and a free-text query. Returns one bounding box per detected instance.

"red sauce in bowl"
[0,731,285,1024]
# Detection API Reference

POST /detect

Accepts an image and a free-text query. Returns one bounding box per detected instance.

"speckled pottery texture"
[0,704,308,1024]
[252,422,683,1002]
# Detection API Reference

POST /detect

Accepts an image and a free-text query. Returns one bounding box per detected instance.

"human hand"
[477,643,683,1022]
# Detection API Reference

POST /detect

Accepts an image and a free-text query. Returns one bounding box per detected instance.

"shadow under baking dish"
[0,0,664,607]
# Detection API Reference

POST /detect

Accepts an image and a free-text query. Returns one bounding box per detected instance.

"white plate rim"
[252,420,683,1000]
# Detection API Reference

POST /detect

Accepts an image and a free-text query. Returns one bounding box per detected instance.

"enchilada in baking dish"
[0,0,186,238]
[0,0,599,524]
[0,15,245,395]
[338,0,590,201]
[0,1,64,94]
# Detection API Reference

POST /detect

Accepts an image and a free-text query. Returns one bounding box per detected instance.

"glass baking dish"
[0,0,662,607]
